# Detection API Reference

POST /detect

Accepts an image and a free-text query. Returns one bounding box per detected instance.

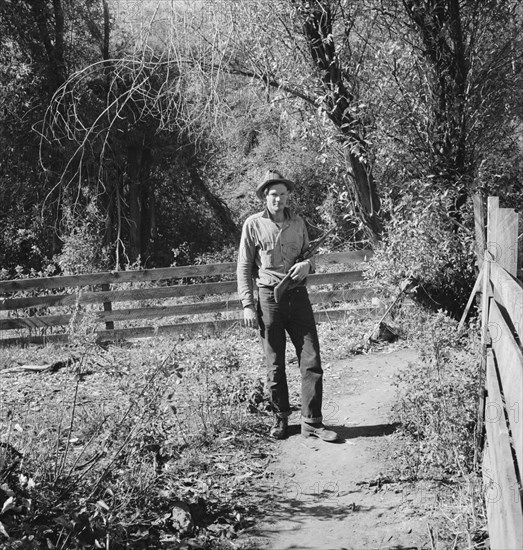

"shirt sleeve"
[236,219,256,308]
[301,219,316,274]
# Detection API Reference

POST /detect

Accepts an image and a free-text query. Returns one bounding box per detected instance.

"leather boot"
[301,421,339,442]
[270,416,288,439]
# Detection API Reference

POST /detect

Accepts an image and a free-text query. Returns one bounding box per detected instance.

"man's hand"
[243,305,257,328]
[288,260,311,282]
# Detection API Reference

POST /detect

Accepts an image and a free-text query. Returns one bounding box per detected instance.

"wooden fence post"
[101,283,114,330]
[495,206,519,277]
[481,196,523,550]
[486,196,519,277]
[473,193,486,271]
[486,196,499,261]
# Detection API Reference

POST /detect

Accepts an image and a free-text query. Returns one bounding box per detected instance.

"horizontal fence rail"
[0,250,376,346]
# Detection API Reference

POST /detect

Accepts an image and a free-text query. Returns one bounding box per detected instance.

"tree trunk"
[102,0,110,61]
[126,142,155,263]
[26,0,67,93]
[128,150,142,263]
[297,0,382,244]
[403,0,470,221]
[187,164,240,241]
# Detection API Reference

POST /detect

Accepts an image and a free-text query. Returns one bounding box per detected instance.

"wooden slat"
[0,281,239,311]
[490,262,523,344]
[0,263,237,293]
[309,287,375,304]
[310,271,364,285]
[495,208,519,276]
[0,333,70,346]
[317,250,373,264]
[484,349,523,550]
[0,315,68,330]
[0,287,377,331]
[486,199,520,277]
[0,271,365,311]
[481,253,492,348]
[489,300,523,481]
[0,305,380,346]
[0,300,242,329]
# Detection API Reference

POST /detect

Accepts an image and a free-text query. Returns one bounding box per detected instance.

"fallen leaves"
[0,336,275,548]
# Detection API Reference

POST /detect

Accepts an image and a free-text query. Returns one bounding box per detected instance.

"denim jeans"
[257,286,323,423]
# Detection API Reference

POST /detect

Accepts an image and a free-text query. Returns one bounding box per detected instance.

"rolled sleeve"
[300,221,316,273]
[237,221,256,308]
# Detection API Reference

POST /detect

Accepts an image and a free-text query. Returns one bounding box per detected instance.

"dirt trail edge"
[244,347,432,550]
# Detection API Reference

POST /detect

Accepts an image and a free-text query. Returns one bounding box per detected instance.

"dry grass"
[386,305,489,549]
[0,327,272,548]
[0,307,489,548]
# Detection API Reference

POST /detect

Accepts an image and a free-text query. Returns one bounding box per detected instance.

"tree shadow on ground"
[248,483,376,538]
[242,419,426,549]
[247,477,411,545]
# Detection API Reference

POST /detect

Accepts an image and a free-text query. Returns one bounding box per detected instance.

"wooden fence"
[479,197,523,550]
[0,250,376,347]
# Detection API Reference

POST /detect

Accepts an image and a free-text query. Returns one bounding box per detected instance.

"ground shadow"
[247,479,377,544]
[286,422,400,442]
[334,422,401,440]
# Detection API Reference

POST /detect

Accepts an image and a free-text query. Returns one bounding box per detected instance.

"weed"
[392,310,481,479]
[365,191,477,317]
[387,307,487,549]
[0,333,270,548]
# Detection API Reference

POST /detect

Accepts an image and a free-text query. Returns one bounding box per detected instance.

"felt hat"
[256,170,295,200]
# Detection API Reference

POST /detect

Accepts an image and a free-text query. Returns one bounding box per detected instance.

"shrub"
[392,309,481,479]
[0,335,268,548]
[365,187,477,318]
[54,203,110,275]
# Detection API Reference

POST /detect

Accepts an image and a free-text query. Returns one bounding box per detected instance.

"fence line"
[0,250,375,346]
[480,196,522,550]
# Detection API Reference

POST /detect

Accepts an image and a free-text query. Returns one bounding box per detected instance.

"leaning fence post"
[474,240,493,468]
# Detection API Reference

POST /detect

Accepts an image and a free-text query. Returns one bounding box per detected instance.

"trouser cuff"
[301,415,323,424]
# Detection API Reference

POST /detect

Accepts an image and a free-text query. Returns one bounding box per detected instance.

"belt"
[259,285,305,292]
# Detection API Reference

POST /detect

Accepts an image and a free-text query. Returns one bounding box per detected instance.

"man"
[237,169,338,442]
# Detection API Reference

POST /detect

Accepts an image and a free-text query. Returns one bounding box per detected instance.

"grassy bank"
[388,307,488,549]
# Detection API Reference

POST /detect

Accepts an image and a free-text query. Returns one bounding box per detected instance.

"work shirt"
[237,207,315,308]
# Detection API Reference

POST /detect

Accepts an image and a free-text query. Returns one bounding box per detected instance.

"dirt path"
[243,347,432,550]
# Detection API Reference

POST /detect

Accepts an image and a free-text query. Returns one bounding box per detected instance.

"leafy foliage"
[365,185,477,317]
[54,204,111,275]
[0,335,270,548]
[0,0,521,284]
[392,310,481,480]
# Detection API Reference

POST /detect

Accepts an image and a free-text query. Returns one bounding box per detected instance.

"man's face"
[265,183,289,216]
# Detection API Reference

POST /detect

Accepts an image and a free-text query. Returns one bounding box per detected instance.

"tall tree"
[192,0,384,244]
[395,0,522,217]
[294,0,383,242]
[0,0,239,274]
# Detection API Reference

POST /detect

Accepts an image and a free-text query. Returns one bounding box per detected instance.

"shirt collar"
[261,207,295,220]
